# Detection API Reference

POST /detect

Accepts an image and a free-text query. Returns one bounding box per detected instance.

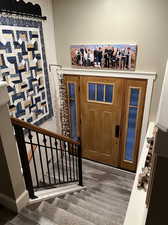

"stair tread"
[84,176,133,191]
[73,191,126,212]
[79,189,128,203]
[21,208,57,225]
[65,194,125,222]
[37,201,96,225]
[53,197,119,225]
[86,188,130,204]
[84,181,131,198]
[74,191,127,211]
[9,214,39,225]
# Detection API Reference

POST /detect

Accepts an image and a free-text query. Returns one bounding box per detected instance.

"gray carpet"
[4,159,134,225]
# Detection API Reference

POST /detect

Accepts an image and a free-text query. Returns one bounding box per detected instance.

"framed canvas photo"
[71,44,137,71]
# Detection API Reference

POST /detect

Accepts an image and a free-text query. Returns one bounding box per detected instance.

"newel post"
[0,82,29,212]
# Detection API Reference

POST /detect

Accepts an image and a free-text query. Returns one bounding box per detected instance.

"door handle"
[115,125,120,138]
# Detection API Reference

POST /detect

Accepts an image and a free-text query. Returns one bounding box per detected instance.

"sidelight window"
[125,88,140,162]
[67,82,78,140]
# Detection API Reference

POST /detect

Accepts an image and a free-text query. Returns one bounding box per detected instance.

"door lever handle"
[115,125,120,138]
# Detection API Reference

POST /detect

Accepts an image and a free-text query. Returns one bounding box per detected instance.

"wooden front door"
[80,76,124,167]
[65,75,147,171]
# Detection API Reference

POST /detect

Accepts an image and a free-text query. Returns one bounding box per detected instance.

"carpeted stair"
[6,160,134,225]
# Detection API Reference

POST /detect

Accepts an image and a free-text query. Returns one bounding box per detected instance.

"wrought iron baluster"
[36,132,45,185]
[75,144,79,180]
[28,129,39,188]
[59,140,65,183]
[64,142,69,182]
[55,139,61,183]
[49,137,56,184]
[43,135,51,185]
[71,143,75,181]
[68,142,72,181]
[13,125,36,199]
[78,144,83,186]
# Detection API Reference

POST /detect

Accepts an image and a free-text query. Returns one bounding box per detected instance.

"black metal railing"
[11,117,83,199]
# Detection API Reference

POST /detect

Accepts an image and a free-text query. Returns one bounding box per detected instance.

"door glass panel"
[105,84,113,103]
[97,84,104,101]
[68,82,78,140]
[88,83,96,100]
[88,82,113,104]
[130,88,139,106]
[68,83,75,98]
[125,107,138,161]
[69,99,77,140]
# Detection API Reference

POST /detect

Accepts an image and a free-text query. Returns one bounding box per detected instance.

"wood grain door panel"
[80,76,124,167]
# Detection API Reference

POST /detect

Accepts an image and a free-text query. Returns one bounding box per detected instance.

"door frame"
[62,68,156,163]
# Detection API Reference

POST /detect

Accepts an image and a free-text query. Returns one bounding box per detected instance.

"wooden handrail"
[28,145,37,162]
[11,117,80,145]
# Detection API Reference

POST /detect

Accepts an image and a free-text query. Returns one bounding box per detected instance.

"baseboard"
[0,190,29,212]
[16,190,29,212]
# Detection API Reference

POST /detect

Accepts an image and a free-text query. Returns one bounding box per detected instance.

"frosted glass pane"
[88,83,96,100]
[68,83,77,140]
[125,107,138,161]
[68,83,75,98]
[97,84,104,101]
[130,88,139,106]
[105,85,113,103]
[69,99,77,140]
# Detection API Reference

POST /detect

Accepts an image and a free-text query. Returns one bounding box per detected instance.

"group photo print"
[71,44,137,71]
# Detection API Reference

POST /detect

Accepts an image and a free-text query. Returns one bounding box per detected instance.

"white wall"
[53,0,168,121]
[25,0,61,134]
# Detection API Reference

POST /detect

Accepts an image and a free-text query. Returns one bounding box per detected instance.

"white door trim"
[60,67,156,163]
[62,67,156,79]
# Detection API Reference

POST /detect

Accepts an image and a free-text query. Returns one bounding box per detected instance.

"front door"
[80,76,124,167]
[65,75,147,171]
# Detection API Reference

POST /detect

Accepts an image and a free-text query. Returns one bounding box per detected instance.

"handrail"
[28,145,37,162]
[11,117,80,146]
[11,117,83,199]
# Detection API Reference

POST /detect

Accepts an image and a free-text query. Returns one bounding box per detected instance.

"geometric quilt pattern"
[0,24,50,124]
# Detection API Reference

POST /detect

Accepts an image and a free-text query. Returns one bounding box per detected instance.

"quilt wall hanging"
[0,16,53,125]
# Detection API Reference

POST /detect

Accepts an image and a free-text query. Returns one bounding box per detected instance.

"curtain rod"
[0,9,47,21]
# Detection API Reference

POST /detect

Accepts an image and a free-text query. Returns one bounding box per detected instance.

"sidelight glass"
[130,88,139,106]
[68,83,78,140]
[68,83,75,99]
[69,99,77,140]
[125,107,138,161]
[125,87,140,162]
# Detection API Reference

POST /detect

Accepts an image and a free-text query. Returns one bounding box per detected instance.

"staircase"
[7,118,134,225]
[6,160,134,225]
